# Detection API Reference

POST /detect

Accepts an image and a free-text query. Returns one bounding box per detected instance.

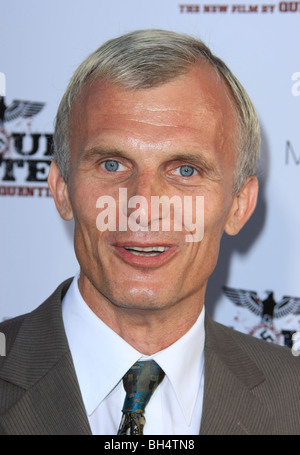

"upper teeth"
[124,246,169,252]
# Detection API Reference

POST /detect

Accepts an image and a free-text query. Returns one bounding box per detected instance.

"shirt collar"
[62,273,205,424]
[148,311,205,424]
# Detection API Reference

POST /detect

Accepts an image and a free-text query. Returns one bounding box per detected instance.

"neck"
[78,275,205,355]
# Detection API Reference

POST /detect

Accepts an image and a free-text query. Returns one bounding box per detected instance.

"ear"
[48,161,73,220]
[224,176,258,236]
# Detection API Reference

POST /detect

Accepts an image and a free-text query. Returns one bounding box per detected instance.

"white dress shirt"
[62,272,205,435]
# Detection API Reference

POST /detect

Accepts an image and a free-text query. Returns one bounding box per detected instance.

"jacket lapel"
[0,279,91,435]
[200,315,274,435]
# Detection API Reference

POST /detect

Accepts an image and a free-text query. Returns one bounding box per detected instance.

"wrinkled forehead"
[68,64,240,162]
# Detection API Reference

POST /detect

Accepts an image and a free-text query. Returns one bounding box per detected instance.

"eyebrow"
[79,147,126,163]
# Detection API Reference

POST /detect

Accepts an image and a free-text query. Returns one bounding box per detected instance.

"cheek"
[68,181,102,241]
[70,177,103,215]
[191,199,229,273]
[203,191,232,235]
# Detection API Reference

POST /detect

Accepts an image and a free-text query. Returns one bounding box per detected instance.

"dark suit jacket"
[0,279,300,435]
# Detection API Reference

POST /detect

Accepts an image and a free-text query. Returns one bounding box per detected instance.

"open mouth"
[113,242,176,268]
[123,246,170,257]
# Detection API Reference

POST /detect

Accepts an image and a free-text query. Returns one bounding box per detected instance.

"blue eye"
[104,160,120,172]
[179,165,195,177]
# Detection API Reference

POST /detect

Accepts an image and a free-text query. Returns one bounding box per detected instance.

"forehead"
[69,64,238,160]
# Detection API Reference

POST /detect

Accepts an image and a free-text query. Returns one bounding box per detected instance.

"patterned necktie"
[117,360,165,435]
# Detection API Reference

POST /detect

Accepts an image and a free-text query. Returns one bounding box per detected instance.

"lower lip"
[113,246,178,268]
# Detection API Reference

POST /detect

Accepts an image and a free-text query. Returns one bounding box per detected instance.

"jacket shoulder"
[203,315,300,434]
[0,278,73,362]
[206,315,300,391]
[207,316,296,360]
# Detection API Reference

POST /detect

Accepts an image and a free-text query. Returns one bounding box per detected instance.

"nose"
[120,170,167,231]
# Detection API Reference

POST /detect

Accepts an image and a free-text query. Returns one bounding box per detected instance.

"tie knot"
[122,360,165,414]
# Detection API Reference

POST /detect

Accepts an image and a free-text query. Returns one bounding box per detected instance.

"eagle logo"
[0,95,45,156]
[223,286,300,345]
[223,286,300,325]
[0,96,44,126]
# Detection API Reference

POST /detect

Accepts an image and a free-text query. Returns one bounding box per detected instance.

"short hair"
[53,29,260,194]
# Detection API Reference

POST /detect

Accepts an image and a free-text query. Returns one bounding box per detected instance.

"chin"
[112,289,170,311]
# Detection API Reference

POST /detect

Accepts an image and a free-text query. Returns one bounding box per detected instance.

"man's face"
[53,64,254,315]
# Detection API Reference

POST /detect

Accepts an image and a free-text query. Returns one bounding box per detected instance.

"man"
[0,29,299,435]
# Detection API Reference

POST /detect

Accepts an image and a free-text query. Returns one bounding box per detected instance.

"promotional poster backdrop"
[1,0,299,349]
